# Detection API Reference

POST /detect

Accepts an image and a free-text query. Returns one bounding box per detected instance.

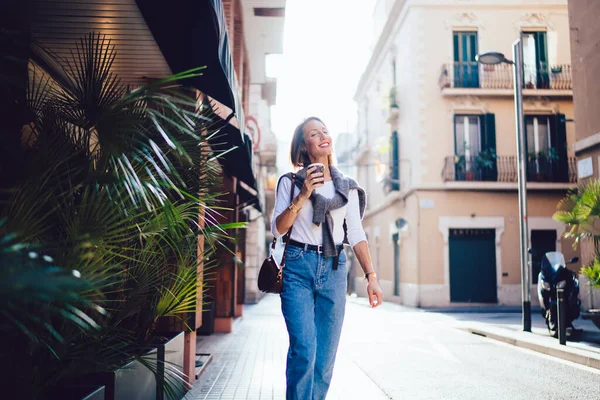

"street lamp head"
[476,51,513,65]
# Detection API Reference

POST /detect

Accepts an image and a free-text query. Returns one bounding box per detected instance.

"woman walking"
[272,117,384,399]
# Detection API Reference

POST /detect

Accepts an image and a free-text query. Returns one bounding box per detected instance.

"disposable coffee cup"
[308,163,325,175]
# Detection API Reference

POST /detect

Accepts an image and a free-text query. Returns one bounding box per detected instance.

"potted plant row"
[1,33,236,400]
[527,147,560,182]
[81,331,186,400]
[454,144,497,182]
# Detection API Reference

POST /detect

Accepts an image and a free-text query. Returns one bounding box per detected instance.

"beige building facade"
[352,0,580,307]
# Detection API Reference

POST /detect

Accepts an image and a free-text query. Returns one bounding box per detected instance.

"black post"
[557,288,567,345]
[523,301,531,332]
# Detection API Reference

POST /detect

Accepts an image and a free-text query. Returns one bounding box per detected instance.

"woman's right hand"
[300,165,325,199]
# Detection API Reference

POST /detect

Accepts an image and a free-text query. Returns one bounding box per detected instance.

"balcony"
[439,62,572,96]
[442,155,577,184]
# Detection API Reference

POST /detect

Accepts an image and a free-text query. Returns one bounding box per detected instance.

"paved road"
[340,297,600,400]
[190,295,600,400]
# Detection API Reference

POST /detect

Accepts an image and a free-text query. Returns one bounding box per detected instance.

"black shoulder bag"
[258,174,296,294]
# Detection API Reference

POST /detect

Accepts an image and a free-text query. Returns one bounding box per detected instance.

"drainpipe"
[414,190,422,308]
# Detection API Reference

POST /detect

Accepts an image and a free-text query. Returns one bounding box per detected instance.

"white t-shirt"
[271,176,367,247]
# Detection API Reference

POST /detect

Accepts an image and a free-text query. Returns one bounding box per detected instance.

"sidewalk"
[185,295,390,400]
[184,296,600,399]
[448,311,600,369]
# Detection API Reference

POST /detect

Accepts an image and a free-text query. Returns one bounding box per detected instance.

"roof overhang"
[241,0,286,84]
[31,0,245,131]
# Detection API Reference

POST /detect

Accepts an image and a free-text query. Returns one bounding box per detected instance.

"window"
[526,115,551,158]
[525,114,568,182]
[453,31,479,88]
[455,115,481,158]
[453,114,497,181]
[522,31,549,89]
[526,115,551,180]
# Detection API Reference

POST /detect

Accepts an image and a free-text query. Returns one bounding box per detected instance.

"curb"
[424,306,542,314]
[462,326,600,370]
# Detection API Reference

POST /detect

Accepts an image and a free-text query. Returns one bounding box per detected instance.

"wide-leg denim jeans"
[280,245,347,400]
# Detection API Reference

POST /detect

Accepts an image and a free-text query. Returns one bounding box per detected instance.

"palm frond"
[554,180,600,247]
[0,223,106,348]
[1,31,237,398]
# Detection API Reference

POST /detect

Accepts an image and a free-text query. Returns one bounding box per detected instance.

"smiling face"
[302,119,332,163]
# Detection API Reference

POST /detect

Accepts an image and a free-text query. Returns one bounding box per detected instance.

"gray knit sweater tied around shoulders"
[282,165,366,258]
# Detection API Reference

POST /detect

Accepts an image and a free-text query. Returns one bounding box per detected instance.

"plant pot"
[536,172,545,182]
[526,82,535,89]
[48,385,106,400]
[65,349,158,400]
[82,386,106,400]
[114,352,158,400]
[464,171,475,181]
[156,331,186,400]
[198,296,216,336]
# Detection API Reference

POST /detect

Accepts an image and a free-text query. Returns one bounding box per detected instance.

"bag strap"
[274,173,296,268]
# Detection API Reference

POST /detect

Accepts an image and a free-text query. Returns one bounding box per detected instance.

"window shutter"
[536,32,548,65]
[453,33,459,62]
[481,113,498,181]
[482,113,496,151]
[536,32,549,88]
[468,33,478,62]
[550,113,568,182]
[390,131,399,191]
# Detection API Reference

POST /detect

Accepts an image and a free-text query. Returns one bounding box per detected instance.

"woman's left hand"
[367,277,383,308]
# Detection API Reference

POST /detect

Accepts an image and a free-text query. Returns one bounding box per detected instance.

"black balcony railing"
[439,63,572,91]
[442,155,577,183]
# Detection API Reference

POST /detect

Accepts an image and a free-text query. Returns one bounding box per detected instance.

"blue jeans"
[280,245,348,400]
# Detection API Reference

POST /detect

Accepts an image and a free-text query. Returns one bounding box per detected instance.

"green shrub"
[581,258,600,288]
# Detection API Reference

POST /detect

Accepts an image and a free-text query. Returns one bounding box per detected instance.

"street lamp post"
[476,35,532,332]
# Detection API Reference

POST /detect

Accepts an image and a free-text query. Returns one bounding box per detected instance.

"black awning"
[238,180,262,214]
[137,1,258,208]
[137,0,241,120]
[209,119,261,212]
[209,115,257,192]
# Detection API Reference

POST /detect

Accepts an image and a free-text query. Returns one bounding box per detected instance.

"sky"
[269,0,376,170]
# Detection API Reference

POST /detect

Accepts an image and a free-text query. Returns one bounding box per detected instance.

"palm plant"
[554,180,600,289]
[0,33,243,399]
[475,148,497,170]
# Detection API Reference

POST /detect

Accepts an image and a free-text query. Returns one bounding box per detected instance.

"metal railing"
[439,62,572,91]
[442,155,577,183]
